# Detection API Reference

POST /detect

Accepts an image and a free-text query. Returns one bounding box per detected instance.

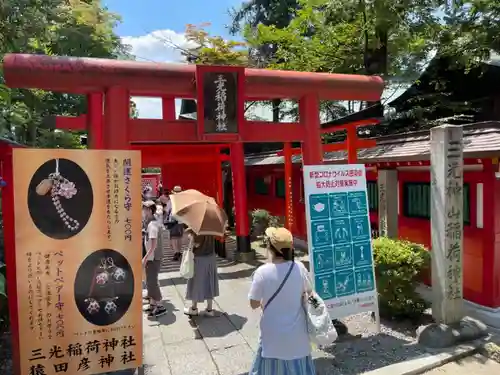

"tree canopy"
[0,0,130,148]
[181,23,248,66]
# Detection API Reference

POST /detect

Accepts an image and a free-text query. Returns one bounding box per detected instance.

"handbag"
[179,247,194,279]
[264,262,295,310]
[301,268,338,347]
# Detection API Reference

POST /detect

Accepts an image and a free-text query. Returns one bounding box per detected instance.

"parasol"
[170,189,228,236]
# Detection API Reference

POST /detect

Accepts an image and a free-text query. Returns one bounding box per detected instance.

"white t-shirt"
[145,221,159,261]
[248,261,311,360]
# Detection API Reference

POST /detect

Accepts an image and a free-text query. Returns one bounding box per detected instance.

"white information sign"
[303,164,379,319]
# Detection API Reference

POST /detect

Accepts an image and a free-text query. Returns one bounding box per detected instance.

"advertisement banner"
[303,164,379,319]
[12,149,142,375]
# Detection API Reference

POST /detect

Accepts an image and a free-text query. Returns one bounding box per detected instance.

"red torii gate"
[278,118,379,231]
[3,54,384,255]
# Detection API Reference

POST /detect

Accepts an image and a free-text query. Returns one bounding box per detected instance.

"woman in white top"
[248,227,315,375]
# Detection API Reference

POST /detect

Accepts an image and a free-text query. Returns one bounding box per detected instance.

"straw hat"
[265,227,293,254]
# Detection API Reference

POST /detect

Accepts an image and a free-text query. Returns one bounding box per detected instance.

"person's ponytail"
[281,248,294,261]
[269,244,294,261]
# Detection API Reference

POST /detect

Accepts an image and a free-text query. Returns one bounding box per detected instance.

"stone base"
[236,235,251,253]
[417,316,488,349]
[237,250,256,263]
[417,284,500,332]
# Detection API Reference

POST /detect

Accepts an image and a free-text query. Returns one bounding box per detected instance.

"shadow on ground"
[191,313,248,339]
[314,333,428,375]
[148,300,178,326]
[377,312,434,339]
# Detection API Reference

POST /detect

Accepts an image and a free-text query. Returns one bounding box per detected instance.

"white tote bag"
[303,292,338,347]
[300,264,338,347]
[179,247,194,279]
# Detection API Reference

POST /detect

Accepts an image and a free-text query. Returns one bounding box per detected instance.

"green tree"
[0,0,130,148]
[248,0,442,79]
[181,23,248,66]
[230,0,302,122]
[130,99,139,119]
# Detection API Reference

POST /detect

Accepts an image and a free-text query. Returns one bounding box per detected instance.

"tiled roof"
[245,122,500,166]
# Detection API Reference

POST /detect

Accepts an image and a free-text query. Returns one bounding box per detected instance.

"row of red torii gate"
[2,54,384,253]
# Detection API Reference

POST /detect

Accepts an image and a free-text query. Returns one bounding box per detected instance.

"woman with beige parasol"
[170,189,228,316]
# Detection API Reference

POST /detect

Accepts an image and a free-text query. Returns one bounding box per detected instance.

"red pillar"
[215,148,224,206]
[482,160,500,307]
[231,142,250,253]
[161,164,170,191]
[87,92,104,149]
[284,142,294,232]
[104,86,130,150]
[300,95,323,165]
[162,97,176,121]
[346,127,358,163]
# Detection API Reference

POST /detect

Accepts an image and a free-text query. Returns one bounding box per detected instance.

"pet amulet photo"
[35,158,80,232]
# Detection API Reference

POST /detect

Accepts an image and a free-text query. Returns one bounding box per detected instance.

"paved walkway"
[139,237,497,375]
[423,354,500,374]
[142,242,259,375]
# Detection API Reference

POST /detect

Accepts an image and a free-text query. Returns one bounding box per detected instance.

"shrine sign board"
[303,164,379,319]
[12,148,142,375]
[196,65,245,141]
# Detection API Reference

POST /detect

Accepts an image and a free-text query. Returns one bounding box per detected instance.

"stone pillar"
[417,125,486,349]
[430,125,464,324]
[378,169,398,238]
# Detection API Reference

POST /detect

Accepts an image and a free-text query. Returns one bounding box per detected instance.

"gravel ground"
[312,313,430,375]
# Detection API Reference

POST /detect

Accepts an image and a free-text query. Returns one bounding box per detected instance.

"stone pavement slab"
[137,237,493,375]
[211,344,255,375]
[423,353,500,374]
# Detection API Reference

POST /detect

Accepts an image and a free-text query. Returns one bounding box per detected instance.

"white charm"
[86,298,100,314]
[104,300,117,315]
[95,272,109,286]
[113,268,126,282]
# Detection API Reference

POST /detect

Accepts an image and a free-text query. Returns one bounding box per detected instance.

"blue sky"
[104,0,237,38]
[104,0,245,117]
[103,0,407,119]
